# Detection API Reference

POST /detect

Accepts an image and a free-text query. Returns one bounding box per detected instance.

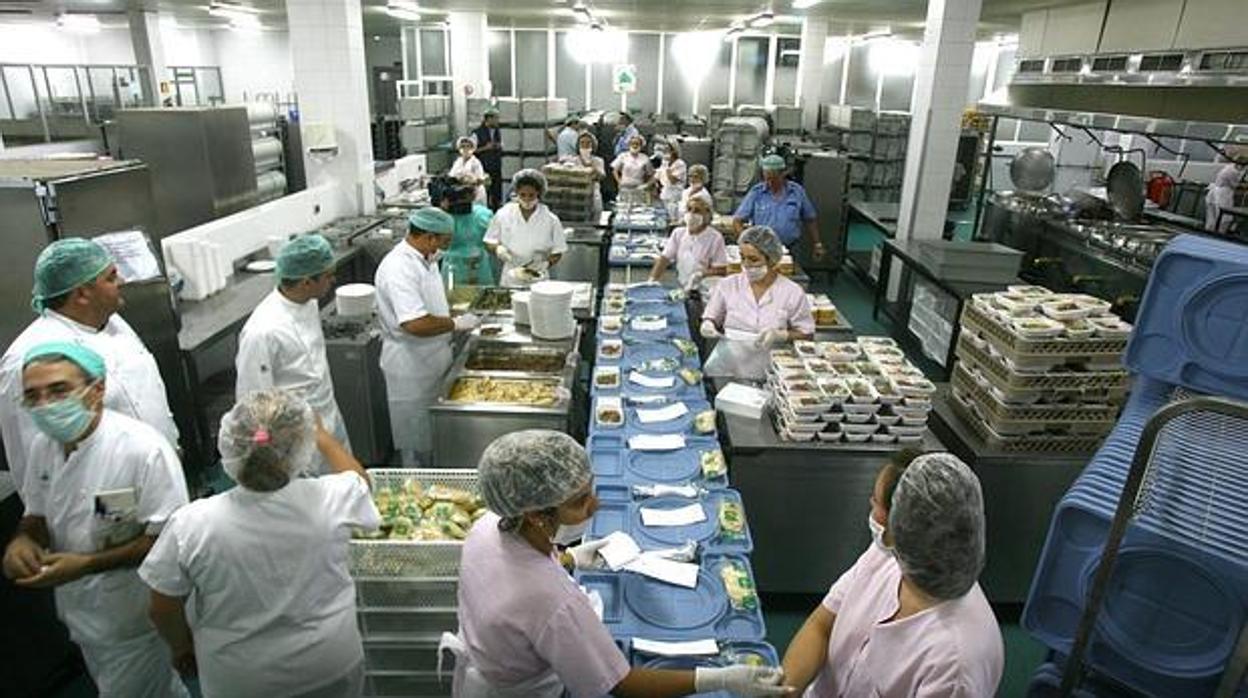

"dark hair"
[236,448,292,492]
[619,112,632,123]
[879,448,924,512]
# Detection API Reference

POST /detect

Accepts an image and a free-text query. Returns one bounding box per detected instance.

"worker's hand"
[699,320,721,339]
[694,665,792,696]
[453,313,482,333]
[14,551,91,589]
[2,535,44,581]
[565,538,611,570]
[755,329,787,348]
[495,245,513,263]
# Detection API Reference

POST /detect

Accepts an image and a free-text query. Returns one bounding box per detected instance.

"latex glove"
[755,329,786,348]
[683,271,704,293]
[694,665,791,697]
[566,538,611,570]
[699,320,721,339]
[495,245,513,263]
[453,313,481,332]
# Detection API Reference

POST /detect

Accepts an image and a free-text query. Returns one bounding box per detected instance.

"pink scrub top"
[662,225,729,284]
[703,271,815,336]
[805,545,1004,698]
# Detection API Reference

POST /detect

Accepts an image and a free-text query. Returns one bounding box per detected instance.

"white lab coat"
[374,241,454,463]
[0,310,178,501]
[450,155,489,205]
[1205,163,1244,233]
[657,158,688,220]
[22,410,190,698]
[483,203,569,287]
[138,471,380,698]
[235,289,351,472]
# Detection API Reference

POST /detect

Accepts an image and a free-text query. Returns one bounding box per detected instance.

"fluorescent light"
[673,31,721,87]
[869,37,917,76]
[859,29,892,42]
[229,13,262,32]
[749,11,775,28]
[567,27,627,64]
[207,2,259,15]
[385,1,421,22]
[58,14,101,34]
[792,0,821,8]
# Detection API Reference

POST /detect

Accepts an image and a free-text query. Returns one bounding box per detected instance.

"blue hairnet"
[739,226,784,265]
[409,207,455,235]
[512,169,547,197]
[23,341,106,381]
[219,389,317,491]
[759,154,786,171]
[31,238,114,312]
[888,453,986,600]
[478,430,592,519]
[276,234,334,281]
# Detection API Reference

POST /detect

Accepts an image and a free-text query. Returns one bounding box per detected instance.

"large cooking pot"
[1106,160,1146,221]
[1009,147,1056,192]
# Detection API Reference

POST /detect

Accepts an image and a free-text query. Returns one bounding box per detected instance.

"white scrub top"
[374,240,453,461]
[450,155,489,205]
[0,310,178,500]
[805,545,1004,698]
[679,186,715,218]
[456,512,630,698]
[612,152,653,189]
[235,289,351,472]
[1205,163,1244,233]
[657,158,688,219]
[483,203,569,287]
[139,471,380,698]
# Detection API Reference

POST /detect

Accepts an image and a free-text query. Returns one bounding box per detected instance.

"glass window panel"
[591,61,615,112]
[43,67,82,118]
[421,29,447,76]
[514,30,548,97]
[118,68,146,108]
[198,68,224,105]
[846,42,875,108]
[992,46,1017,93]
[630,33,660,115]
[774,37,800,106]
[82,67,116,121]
[701,40,733,109]
[489,30,512,97]
[661,32,693,117]
[879,73,913,112]
[2,67,39,119]
[734,36,767,106]
[995,117,1020,141]
[1018,120,1050,142]
[555,31,586,111]
[821,38,847,106]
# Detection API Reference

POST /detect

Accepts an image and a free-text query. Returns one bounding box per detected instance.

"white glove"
[495,245,513,263]
[453,313,481,332]
[755,329,786,348]
[683,271,704,293]
[566,538,611,570]
[700,320,721,339]
[694,665,790,697]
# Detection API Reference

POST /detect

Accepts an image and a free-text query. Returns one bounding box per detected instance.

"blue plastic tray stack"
[1023,235,1248,698]
[583,282,776,694]
[609,205,670,271]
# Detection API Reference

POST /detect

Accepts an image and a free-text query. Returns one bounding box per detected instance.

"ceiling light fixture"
[385,0,421,22]
[792,0,821,8]
[859,29,893,42]
[748,10,775,28]
[723,21,744,42]
[58,13,101,34]
[207,1,259,15]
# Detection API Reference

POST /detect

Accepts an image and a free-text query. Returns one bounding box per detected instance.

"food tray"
[956,333,1131,397]
[952,365,1120,430]
[962,301,1129,370]
[590,444,728,489]
[948,394,1108,454]
[464,344,571,373]
[589,489,752,555]
[577,554,765,642]
[631,642,779,698]
[349,470,478,578]
[586,399,714,438]
[468,287,514,314]
[445,375,564,407]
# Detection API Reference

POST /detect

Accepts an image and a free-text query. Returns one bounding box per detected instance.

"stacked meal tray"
[950,286,1133,453]
[766,337,937,446]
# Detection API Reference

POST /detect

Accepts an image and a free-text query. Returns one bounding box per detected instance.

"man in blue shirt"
[472,108,504,209]
[733,154,824,259]
[548,117,583,158]
[613,112,640,158]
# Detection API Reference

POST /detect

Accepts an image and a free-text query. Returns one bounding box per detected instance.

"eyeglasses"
[22,381,91,408]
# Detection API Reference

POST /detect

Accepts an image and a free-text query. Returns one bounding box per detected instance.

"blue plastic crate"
[577,554,766,642]
[588,488,752,555]
[1125,234,1248,401]
[629,642,780,698]
[590,444,728,490]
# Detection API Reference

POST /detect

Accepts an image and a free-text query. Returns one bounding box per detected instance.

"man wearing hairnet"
[235,233,351,472]
[3,342,190,697]
[449,430,792,698]
[375,207,480,465]
[780,451,1004,697]
[733,154,824,260]
[484,169,568,287]
[0,238,178,502]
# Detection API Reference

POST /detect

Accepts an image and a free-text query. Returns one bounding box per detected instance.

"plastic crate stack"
[1022,235,1248,697]
[821,106,909,202]
[398,95,452,173]
[349,469,481,698]
[711,116,771,215]
[494,97,567,181]
[582,282,778,684]
[950,289,1134,454]
[542,161,597,223]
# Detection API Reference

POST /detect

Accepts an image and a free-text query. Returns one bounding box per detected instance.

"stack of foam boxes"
[712,116,771,215]
[398,95,452,173]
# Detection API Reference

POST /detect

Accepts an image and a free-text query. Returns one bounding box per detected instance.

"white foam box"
[714,382,770,421]
[496,97,521,125]
[522,128,548,152]
[502,156,522,179]
[500,128,522,152]
[520,97,568,123]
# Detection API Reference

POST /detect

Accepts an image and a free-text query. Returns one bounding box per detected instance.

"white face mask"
[744,264,768,282]
[630,145,641,154]
[691,182,703,192]
[552,517,591,546]
[868,513,891,552]
[518,198,538,211]
[685,213,704,231]
[580,146,593,157]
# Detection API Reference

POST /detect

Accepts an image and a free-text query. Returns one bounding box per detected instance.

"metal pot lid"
[1106,161,1145,222]
[1009,147,1056,192]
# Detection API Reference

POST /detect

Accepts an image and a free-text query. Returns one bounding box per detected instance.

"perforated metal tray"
[349,469,479,579]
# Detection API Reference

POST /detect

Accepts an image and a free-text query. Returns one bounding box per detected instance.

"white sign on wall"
[612,64,637,94]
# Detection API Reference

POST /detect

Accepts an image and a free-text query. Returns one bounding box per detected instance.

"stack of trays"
[542,162,597,223]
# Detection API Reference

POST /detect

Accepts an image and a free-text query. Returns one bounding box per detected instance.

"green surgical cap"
[409,207,455,235]
[23,341,106,381]
[31,238,114,313]
[483,107,500,116]
[759,154,786,171]
[276,234,335,281]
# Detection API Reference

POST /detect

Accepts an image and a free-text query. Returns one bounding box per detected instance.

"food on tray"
[694,410,717,434]
[673,338,699,358]
[448,377,558,406]
[637,357,680,373]
[594,367,621,389]
[872,377,901,399]
[465,349,567,373]
[804,359,832,373]
[469,287,513,312]
[853,362,883,377]
[719,559,759,611]
[824,343,862,360]
[794,341,819,357]
[1088,316,1132,338]
[599,340,623,359]
[479,324,504,337]
[596,407,623,426]
[1013,317,1065,336]
[600,315,623,333]
[667,289,687,302]
[700,449,727,479]
[1061,318,1094,337]
[783,380,818,393]
[1008,285,1052,297]
[679,367,704,386]
[605,298,626,312]
[846,378,878,402]
[718,499,747,542]
[362,480,485,541]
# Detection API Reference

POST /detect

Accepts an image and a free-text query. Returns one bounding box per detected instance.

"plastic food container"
[788,392,832,415]
[841,402,880,416]
[844,432,872,443]
[841,423,878,435]
[844,412,873,424]
[871,433,897,443]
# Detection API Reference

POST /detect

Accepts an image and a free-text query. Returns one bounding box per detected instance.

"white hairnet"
[688,164,709,182]
[511,169,547,197]
[219,389,317,491]
[740,226,784,265]
[478,430,591,519]
[888,453,986,600]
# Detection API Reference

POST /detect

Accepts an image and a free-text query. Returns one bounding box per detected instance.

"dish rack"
[542,163,597,223]
[961,301,1127,371]
[950,364,1119,435]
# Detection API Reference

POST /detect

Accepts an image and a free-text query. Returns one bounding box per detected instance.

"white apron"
[704,335,768,381]
[1206,182,1236,233]
[79,631,190,698]
[381,339,452,465]
[441,632,565,698]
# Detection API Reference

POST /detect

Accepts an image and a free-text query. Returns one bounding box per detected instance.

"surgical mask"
[868,513,891,553]
[552,517,591,545]
[630,145,641,154]
[28,392,96,443]
[580,147,593,157]
[744,264,768,282]
[518,198,538,211]
[691,182,703,191]
[685,213,704,230]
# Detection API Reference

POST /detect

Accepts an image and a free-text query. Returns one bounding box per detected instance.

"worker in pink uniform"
[445,430,791,698]
[780,451,1004,697]
[700,225,814,378]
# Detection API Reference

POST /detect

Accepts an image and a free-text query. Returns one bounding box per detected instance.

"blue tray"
[1125,234,1248,401]
[626,284,677,302]
[587,432,719,455]
[590,443,727,489]
[577,554,765,642]
[589,400,716,440]
[588,489,752,555]
[631,642,779,698]
[623,324,693,342]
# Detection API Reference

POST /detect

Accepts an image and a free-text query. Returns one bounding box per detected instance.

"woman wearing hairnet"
[559,131,606,221]
[780,452,1004,697]
[678,164,714,219]
[450,136,490,206]
[484,169,568,287]
[700,226,814,379]
[140,390,380,698]
[448,430,791,698]
[612,133,655,200]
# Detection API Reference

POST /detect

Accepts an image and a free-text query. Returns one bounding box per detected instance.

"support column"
[448,11,489,136]
[796,18,828,130]
[127,10,166,106]
[288,0,374,214]
[895,0,983,242]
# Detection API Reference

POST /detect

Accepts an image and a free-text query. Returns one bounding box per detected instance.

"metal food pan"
[464,344,572,374]
[442,373,568,409]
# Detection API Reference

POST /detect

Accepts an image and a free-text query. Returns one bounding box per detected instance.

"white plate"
[245,260,276,272]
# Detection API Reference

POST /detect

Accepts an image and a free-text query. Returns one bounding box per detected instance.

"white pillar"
[448,11,489,136]
[127,10,166,106]
[288,0,374,214]
[796,18,828,130]
[895,0,983,242]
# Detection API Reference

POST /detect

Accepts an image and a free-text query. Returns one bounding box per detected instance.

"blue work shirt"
[734,180,818,245]
[614,124,640,157]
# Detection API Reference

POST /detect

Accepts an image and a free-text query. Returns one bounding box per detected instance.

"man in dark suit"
[472,107,504,210]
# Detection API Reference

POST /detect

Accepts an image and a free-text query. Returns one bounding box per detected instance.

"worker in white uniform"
[484,169,569,288]
[678,164,715,219]
[0,238,178,501]
[781,451,1004,697]
[655,140,688,222]
[140,389,379,698]
[1204,156,1246,233]
[375,207,480,466]
[559,131,607,221]
[448,429,792,698]
[612,134,656,200]
[235,233,351,473]
[2,342,190,698]
[450,135,490,206]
